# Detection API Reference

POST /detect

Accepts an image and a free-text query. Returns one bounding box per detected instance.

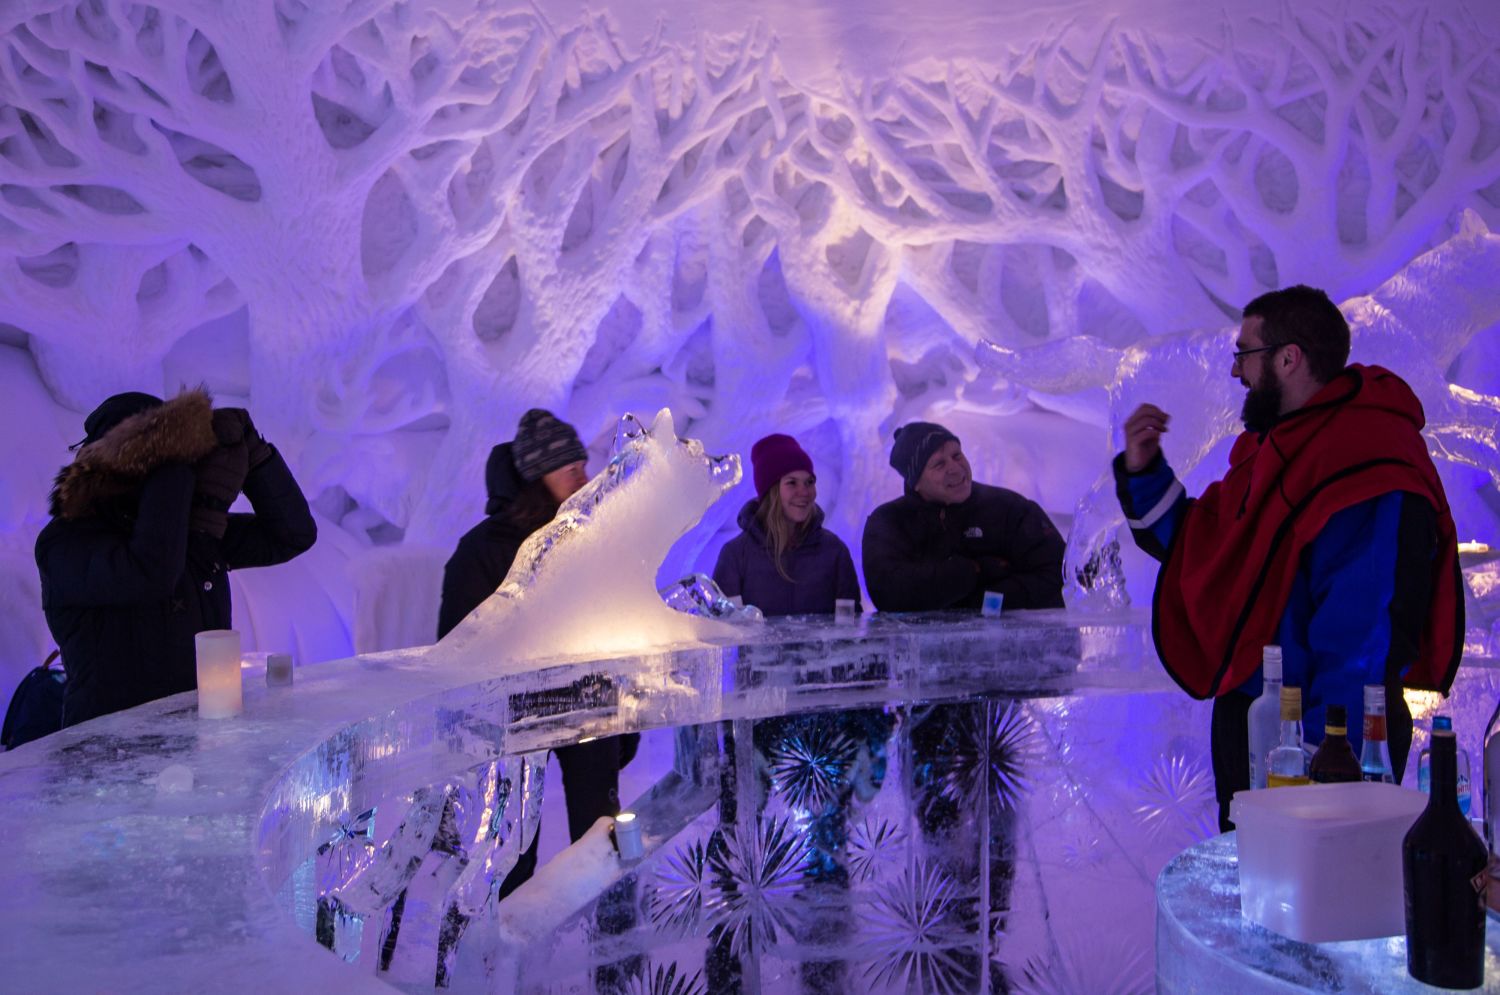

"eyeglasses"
[1232,344,1281,362]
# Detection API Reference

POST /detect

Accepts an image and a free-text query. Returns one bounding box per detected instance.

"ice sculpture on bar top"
[660,573,765,622]
[437,408,742,669]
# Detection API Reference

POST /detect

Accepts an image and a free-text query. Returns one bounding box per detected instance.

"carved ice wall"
[1,0,1498,690]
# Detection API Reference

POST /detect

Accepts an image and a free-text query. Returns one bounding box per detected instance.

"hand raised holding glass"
[1123,404,1170,472]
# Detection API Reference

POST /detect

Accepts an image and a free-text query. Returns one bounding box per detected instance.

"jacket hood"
[49,389,218,520]
[484,442,524,516]
[1338,364,1426,430]
[1277,364,1425,436]
[735,497,827,544]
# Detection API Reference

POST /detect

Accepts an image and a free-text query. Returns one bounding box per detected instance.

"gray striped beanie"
[512,409,587,482]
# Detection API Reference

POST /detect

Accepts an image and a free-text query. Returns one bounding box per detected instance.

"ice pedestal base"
[1157,833,1500,993]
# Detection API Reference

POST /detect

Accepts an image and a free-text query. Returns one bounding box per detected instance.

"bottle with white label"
[1358,685,1394,783]
[1420,716,1472,815]
[1246,645,1283,790]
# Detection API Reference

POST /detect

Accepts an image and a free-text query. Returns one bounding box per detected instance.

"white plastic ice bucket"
[1231,781,1426,943]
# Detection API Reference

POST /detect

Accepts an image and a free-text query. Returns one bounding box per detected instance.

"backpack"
[1,650,65,751]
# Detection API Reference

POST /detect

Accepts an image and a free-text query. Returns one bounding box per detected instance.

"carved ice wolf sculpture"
[437,408,741,670]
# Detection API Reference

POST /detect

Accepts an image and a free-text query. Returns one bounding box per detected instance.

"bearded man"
[1115,285,1463,829]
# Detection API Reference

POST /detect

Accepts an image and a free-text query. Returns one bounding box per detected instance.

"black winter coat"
[862,482,1065,612]
[436,441,534,640]
[35,395,317,727]
[436,514,533,639]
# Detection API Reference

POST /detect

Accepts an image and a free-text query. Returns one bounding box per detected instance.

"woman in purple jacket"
[707,435,880,989]
[711,433,861,616]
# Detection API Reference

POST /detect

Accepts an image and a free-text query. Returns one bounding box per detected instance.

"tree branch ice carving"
[1,1,1496,647]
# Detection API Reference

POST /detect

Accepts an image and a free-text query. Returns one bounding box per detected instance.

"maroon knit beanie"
[750,434,814,499]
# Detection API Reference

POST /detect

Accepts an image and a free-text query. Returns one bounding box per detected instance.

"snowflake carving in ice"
[315,806,377,896]
[649,836,713,937]
[1130,750,1216,844]
[1013,929,1151,995]
[927,701,1039,815]
[847,817,909,885]
[1060,830,1111,870]
[706,817,810,958]
[766,727,858,812]
[623,961,707,995]
[860,859,976,995]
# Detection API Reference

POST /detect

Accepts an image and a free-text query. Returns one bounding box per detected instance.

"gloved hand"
[216,407,275,472]
[210,407,251,447]
[190,440,249,537]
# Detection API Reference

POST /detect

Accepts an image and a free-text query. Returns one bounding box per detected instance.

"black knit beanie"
[77,391,164,448]
[889,421,960,493]
[511,409,587,483]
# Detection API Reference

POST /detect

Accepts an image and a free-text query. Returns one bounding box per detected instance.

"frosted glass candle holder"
[613,812,644,863]
[195,630,243,719]
[266,653,293,687]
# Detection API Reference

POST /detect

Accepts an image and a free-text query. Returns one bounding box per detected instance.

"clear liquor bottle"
[1266,686,1309,788]
[1246,646,1283,790]
[1359,685,1394,784]
[1403,729,1488,989]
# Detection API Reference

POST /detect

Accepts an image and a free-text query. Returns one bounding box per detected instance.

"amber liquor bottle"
[1308,704,1362,783]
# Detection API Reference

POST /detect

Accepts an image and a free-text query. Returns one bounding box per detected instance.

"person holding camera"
[34,389,317,727]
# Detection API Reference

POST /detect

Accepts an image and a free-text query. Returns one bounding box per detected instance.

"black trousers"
[496,733,639,899]
[1212,685,1413,832]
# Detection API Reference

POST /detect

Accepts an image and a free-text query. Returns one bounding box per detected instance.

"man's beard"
[1240,369,1283,433]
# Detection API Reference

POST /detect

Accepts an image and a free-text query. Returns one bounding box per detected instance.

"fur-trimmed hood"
[49,390,218,520]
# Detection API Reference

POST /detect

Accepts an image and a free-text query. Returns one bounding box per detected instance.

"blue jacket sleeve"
[1112,451,1187,561]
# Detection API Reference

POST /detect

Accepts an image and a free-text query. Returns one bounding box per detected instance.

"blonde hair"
[756,485,810,582]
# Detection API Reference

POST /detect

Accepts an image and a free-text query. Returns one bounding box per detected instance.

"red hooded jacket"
[1153,365,1463,699]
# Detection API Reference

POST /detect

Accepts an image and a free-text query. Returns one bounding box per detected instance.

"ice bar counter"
[0,605,1495,993]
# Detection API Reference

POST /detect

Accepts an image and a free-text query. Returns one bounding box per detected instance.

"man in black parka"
[862,421,1065,612]
[35,389,317,727]
[860,420,1065,989]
